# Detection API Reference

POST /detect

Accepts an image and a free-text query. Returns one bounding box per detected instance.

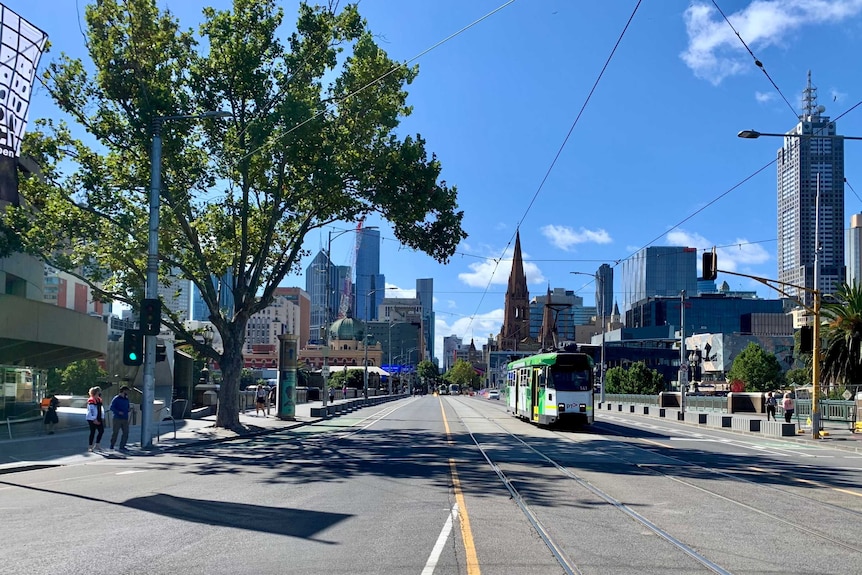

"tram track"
[581,420,862,554]
[447,397,735,575]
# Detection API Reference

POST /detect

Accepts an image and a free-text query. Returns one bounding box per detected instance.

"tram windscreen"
[549,368,591,391]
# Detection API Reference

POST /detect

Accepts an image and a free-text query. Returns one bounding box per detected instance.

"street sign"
[321,366,330,377]
[843,389,853,400]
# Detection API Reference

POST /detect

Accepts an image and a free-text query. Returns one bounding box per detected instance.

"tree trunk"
[215,323,246,429]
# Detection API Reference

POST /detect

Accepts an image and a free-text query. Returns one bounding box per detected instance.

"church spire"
[497,230,532,351]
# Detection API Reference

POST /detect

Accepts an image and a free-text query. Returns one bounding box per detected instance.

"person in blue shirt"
[109,385,131,451]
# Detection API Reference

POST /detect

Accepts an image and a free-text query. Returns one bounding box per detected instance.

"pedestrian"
[109,385,131,451]
[765,392,777,421]
[255,384,268,416]
[43,391,59,434]
[342,385,347,399]
[782,392,795,423]
[86,386,105,452]
[268,386,277,415]
[329,387,335,403]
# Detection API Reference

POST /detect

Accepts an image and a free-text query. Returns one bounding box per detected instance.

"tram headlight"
[558,403,566,412]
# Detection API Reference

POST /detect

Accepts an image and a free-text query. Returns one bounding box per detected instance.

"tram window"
[550,368,591,391]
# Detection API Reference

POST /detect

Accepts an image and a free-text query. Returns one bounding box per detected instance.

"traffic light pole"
[140,118,163,449]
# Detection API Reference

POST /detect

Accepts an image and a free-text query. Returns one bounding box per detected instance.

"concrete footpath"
[0,400,345,473]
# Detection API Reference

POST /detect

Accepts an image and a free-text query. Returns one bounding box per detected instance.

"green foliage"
[604,362,665,394]
[6,0,465,429]
[727,342,785,392]
[57,359,108,395]
[417,359,438,382]
[445,360,480,389]
[821,282,862,389]
[785,367,809,389]
[328,369,364,388]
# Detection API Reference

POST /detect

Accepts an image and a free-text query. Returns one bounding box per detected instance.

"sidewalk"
[0,400,342,473]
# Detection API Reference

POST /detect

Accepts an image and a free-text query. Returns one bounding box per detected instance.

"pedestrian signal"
[123,329,143,366]
[140,298,161,336]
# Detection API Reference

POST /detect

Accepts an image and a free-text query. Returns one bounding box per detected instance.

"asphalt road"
[2,395,861,575]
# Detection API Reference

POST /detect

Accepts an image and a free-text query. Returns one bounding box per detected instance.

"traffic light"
[155,343,167,362]
[702,249,718,281]
[140,298,161,336]
[800,325,813,353]
[123,329,143,366]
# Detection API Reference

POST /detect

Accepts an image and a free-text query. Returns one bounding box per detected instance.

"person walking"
[765,392,777,421]
[43,391,59,434]
[329,387,335,404]
[109,386,131,451]
[782,392,795,423]
[86,386,105,452]
[255,384,268,417]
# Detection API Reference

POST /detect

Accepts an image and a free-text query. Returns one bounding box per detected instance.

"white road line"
[421,503,458,575]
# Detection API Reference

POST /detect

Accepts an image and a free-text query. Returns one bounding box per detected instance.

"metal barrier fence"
[605,394,855,421]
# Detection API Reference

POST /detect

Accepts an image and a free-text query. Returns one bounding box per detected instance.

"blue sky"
[10,0,862,361]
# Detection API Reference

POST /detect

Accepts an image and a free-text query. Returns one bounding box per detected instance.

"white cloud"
[540,224,612,251]
[666,229,769,273]
[434,309,503,360]
[458,246,545,288]
[384,283,415,298]
[755,91,776,103]
[681,1,862,84]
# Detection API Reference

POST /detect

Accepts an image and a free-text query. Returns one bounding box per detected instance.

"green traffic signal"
[123,329,143,366]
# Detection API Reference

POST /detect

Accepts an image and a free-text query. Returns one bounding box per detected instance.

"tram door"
[531,367,541,422]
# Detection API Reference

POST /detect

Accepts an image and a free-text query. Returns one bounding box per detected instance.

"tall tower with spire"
[497,231,534,351]
[777,71,845,306]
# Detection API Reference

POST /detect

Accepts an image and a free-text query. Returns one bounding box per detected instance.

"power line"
[710,0,798,120]
[238,0,518,163]
[462,0,643,338]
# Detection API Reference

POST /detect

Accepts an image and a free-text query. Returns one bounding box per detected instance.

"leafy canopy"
[726,342,785,392]
[4,0,466,429]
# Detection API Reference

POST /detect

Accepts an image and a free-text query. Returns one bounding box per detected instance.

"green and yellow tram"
[506,351,594,426]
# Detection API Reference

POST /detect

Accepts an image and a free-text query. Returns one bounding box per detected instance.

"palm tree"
[821,282,862,391]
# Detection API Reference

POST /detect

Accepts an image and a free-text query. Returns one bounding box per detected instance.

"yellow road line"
[439,398,480,574]
[750,466,862,498]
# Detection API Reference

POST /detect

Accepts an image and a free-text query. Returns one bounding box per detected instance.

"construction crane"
[337,219,363,318]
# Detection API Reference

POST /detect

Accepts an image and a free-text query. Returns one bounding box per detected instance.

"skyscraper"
[305,250,350,343]
[847,214,862,288]
[621,246,698,314]
[354,226,385,322]
[596,263,613,319]
[777,72,845,307]
[416,278,434,362]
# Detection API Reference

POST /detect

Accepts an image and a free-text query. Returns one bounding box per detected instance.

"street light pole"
[141,110,229,449]
[570,271,606,404]
[736,127,857,439]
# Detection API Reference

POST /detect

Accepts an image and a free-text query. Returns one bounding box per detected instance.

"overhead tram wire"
[238,0,517,164]
[461,0,644,338]
[710,0,798,120]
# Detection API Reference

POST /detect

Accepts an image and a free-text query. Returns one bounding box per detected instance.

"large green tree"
[727,342,785,392]
[444,360,480,390]
[604,362,665,395]
[57,359,108,395]
[5,0,465,430]
[821,282,862,390]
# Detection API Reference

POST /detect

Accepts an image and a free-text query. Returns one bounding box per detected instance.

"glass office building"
[621,246,698,315]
